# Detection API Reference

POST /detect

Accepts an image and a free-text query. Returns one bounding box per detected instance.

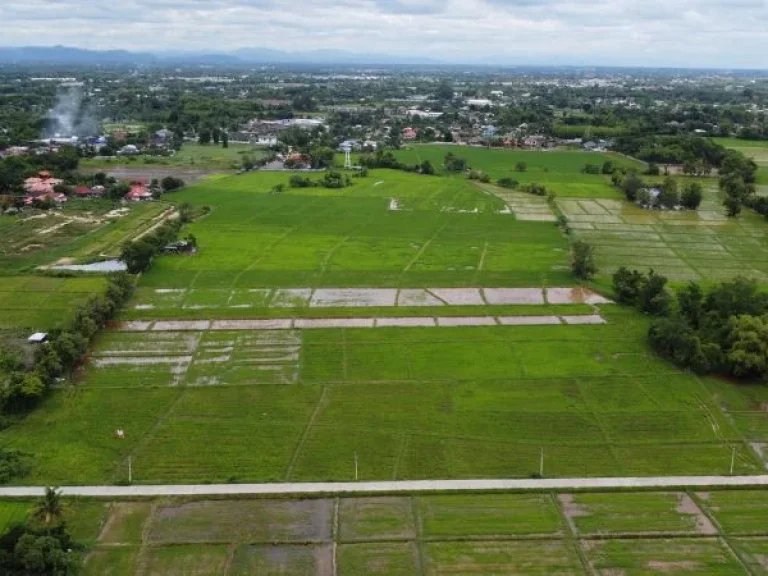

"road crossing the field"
[3,476,768,498]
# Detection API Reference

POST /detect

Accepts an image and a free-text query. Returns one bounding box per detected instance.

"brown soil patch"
[675,494,717,534]
[647,560,699,571]
[557,494,590,534]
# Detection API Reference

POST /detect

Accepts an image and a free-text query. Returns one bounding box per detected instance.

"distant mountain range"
[0,45,442,67]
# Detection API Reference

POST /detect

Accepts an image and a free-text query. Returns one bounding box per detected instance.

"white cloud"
[1,0,767,67]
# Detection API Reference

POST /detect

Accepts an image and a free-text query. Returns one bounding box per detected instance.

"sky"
[1,0,768,68]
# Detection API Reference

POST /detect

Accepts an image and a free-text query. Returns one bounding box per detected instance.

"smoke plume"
[43,86,99,139]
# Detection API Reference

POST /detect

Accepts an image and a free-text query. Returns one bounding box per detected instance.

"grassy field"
[137,169,569,293]
[2,304,763,485]
[1,490,765,574]
[81,143,267,171]
[393,144,645,198]
[3,155,768,485]
[0,275,107,331]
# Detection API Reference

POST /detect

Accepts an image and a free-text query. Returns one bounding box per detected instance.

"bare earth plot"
[559,188,768,282]
[127,285,610,312]
[0,489,760,574]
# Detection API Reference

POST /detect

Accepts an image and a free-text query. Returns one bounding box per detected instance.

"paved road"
[2,476,768,498]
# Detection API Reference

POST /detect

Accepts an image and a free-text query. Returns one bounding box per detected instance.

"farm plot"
[126,285,607,315]
[6,304,760,484]
[0,200,169,273]
[558,492,715,535]
[559,187,768,281]
[138,172,571,293]
[0,275,106,330]
[0,490,749,574]
[394,145,643,198]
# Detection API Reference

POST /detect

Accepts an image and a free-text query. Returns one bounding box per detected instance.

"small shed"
[27,332,48,344]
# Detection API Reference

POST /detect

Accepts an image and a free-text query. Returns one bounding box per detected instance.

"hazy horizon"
[2,0,768,69]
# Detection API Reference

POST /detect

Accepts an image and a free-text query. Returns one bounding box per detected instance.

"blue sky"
[2,0,767,68]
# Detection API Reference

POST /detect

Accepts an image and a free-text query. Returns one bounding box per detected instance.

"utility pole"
[128,456,132,485]
[354,452,359,481]
[730,446,736,476]
[539,448,544,478]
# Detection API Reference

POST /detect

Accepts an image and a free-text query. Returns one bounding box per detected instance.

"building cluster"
[20,170,154,206]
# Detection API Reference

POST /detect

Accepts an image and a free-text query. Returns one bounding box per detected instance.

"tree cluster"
[614,269,768,378]
[1,273,134,419]
[0,488,81,575]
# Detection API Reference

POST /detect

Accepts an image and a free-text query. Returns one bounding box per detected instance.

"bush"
[496,177,518,189]
[571,241,597,280]
[681,182,703,210]
[582,163,601,175]
[521,183,547,196]
[289,175,315,188]
[612,266,645,304]
[160,176,185,192]
[515,161,528,172]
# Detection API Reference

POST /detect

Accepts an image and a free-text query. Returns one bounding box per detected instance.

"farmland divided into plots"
[3,489,768,574]
[3,150,768,487]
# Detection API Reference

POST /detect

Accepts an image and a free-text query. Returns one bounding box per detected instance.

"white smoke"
[43,87,99,139]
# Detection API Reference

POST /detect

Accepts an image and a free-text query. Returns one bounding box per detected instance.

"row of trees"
[0,273,135,443]
[614,269,768,378]
[289,171,354,190]
[120,204,193,274]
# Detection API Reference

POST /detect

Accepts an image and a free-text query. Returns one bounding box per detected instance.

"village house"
[124,181,153,202]
[522,135,547,149]
[402,127,417,141]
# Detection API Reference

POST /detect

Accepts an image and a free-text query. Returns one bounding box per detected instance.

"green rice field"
[3,304,765,485]
[2,489,766,574]
[393,144,645,198]
[0,275,107,331]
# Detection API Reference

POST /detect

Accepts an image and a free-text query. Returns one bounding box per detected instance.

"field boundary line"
[410,496,426,576]
[689,491,755,575]
[552,492,595,575]
[401,222,449,274]
[284,385,330,480]
[332,497,339,576]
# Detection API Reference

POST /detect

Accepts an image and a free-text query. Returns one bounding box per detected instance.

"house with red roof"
[124,181,153,201]
[402,127,417,140]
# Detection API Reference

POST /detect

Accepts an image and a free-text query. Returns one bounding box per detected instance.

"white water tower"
[341,143,352,169]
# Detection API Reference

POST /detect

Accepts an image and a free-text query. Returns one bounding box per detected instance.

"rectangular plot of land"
[397,289,445,307]
[697,491,768,535]
[228,288,273,308]
[546,287,611,304]
[429,288,485,305]
[732,538,768,575]
[294,318,375,329]
[142,544,230,576]
[583,538,741,575]
[436,316,497,327]
[339,497,415,541]
[84,547,138,576]
[561,315,605,325]
[424,540,581,575]
[497,315,561,325]
[97,502,152,544]
[152,321,211,331]
[419,494,563,537]
[483,288,545,304]
[148,499,333,544]
[339,543,418,576]
[116,320,152,331]
[231,544,333,576]
[271,288,312,308]
[311,288,397,308]
[211,319,292,330]
[558,492,715,535]
[376,317,436,327]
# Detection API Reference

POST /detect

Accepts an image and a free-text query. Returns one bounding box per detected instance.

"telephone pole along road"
[2,475,768,498]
